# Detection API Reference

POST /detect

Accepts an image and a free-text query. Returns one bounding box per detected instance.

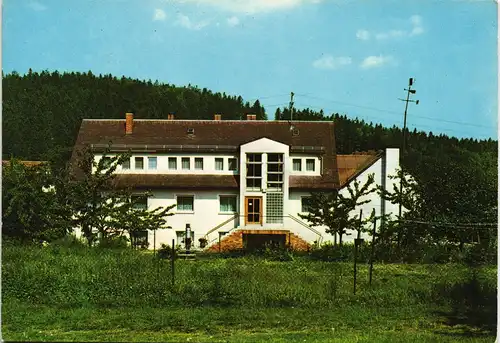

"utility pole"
[397,78,419,245]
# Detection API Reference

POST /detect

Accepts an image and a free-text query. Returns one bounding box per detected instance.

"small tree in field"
[376,168,424,247]
[2,159,71,243]
[110,195,175,249]
[68,146,175,247]
[299,174,377,246]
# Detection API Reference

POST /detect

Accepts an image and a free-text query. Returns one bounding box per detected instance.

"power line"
[294,93,493,129]
[290,102,494,137]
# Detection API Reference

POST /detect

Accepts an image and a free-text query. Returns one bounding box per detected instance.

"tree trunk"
[339,233,343,247]
[333,233,337,246]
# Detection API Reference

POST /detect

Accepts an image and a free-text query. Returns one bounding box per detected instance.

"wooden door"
[245,197,262,225]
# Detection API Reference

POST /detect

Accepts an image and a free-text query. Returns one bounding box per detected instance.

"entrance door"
[245,197,262,225]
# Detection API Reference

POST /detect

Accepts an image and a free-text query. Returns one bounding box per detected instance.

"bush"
[157,243,179,259]
[51,235,87,249]
[309,242,371,262]
[97,236,129,249]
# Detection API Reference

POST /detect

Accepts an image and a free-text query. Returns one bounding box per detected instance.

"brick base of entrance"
[205,229,310,252]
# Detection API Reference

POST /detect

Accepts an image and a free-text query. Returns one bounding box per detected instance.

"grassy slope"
[2,246,497,342]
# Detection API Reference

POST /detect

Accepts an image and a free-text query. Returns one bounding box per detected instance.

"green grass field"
[2,245,497,342]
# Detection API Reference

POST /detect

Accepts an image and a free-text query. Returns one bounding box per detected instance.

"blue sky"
[3,0,498,139]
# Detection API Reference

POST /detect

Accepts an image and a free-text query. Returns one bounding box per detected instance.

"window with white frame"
[177,195,194,212]
[135,157,144,170]
[219,195,237,213]
[168,157,177,170]
[228,158,238,171]
[131,230,148,249]
[215,158,224,171]
[131,195,148,210]
[267,153,284,191]
[293,159,302,171]
[148,157,157,170]
[306,159,315,172]
[195,157,204,170]
[301,196,312,213]
[246,153,262,190]
[181,157,190,170]
[121,158,130,170]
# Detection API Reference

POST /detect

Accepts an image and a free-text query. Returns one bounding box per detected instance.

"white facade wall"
[146,190,239,250]
[288,148,400,244]
[94,153,239,175]
[84,143,399,249]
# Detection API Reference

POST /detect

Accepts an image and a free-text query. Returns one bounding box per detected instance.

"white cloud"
[356,14,423,41]
[175,13,210,30]
[409,15,424,36]
[153,9,167,21]
[375,30,405,40]
[227,16,240,27]
[166,0,322,14]
[312,55,352,70]
[27,1,47,11]
[356,30,370,40]
[360,55,396,69]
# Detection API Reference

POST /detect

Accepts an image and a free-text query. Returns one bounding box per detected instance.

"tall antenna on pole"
[396,77,419,246]
[289,91,295,123]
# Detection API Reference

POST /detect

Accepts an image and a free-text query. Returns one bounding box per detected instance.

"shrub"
[157,243,179,259]
[97,236,129,249]
[51,235,87,249]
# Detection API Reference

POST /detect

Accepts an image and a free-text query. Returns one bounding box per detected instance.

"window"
[220,195,237,213]
[168,157,177,170]
[131,231,148,249]
[182,157,190,170]
[195,158,203,170]
[135,157,144,170]
[306,159,315,172]
[266,193,283,223]
[215,158,224,171]
[228,158,238,171]
[301,197,312,213]
[246,154,262,190]
[177,195,194,212]
[293,159,302,172]
[121,158,130,170]
[102,157,112,168]
[131,195,148,210]
[267,153,284,191]
[148,157,157,170]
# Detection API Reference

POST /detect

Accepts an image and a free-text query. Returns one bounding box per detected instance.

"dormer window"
[187,128,194,135]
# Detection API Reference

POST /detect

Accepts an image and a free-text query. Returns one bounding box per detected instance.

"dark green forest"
[3,70,498,236]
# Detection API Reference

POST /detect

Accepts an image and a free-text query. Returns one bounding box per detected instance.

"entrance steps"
[205,229,310,253]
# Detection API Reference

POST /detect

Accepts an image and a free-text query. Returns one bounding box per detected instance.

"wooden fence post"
[369,218,377,286]
[171,239,175,287]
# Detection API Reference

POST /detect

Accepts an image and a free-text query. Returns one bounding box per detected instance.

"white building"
[71,113,400,251]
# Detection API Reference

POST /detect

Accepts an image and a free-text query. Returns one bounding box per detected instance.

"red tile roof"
[71,118,385,190]
[336,153,381,187]
[71,119,339,188]
[111,174,239,190]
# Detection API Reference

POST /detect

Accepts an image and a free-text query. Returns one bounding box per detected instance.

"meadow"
[2,245,497,342]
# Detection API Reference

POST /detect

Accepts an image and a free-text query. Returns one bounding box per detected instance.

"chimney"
[125,112,134,134]
[167,114,175,120]
[246,114,257,120]
[214,114,222,121]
